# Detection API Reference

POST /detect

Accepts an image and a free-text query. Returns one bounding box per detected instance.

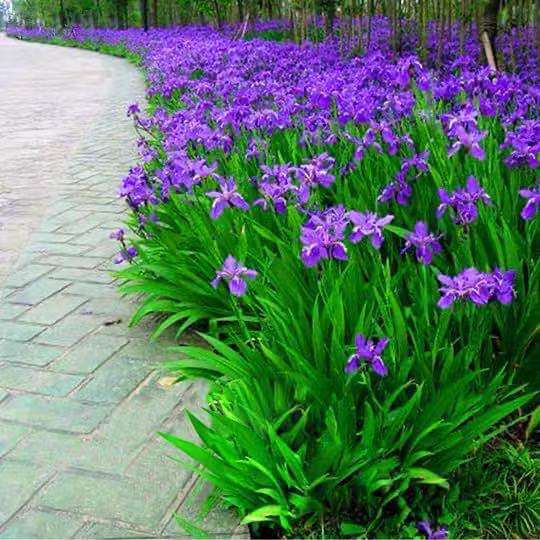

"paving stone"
[26,242,91,256]
[7,278,71,306]
[18,294,87,326]
[98,377,191,454]
[0,365,84,397]
[69,228,115,247]
[76,522,149,538]
[33,315,101,347]
[35,255,103,270]
[51,333,127,374]
[165,479,243,539]
[0,303,28,320]
[48,267,113,284]
[75,354,150,404]
[30,232,75,244]
[2,265,53,289]
[0,34,239,537]
[0,460,51,523]
[8,431,128,475]
[0,421,29,458]
[63,282,119,299]
[37,470,178,530]
[0,395,110,433]
[0,509,84,539]
[0,321,45,342]
[0,340,63,367]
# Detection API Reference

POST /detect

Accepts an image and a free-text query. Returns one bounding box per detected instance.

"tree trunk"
[322,0,336,35]
[59,0,66,28]
[237,0,244,21]
[536,0,540,63]
[141,0,149,30]
[212,0,222,28]
[152,0,158,26]
[480,0,500,70]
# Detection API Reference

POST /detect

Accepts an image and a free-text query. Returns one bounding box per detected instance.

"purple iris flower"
[127,103,140,117]
[345,334,389,377]
[501,121,540,169]
[437,267,515,308]
[378,179,413,206]
[436,176,492,225]
[519,185,540,220]
[437,268,492,308]
[211,255,257,297]
[447,126,486,161]
[254,164,295,213]
[417,521,448,540]
[489,268,516,305]
[113,246,137,265]
[109,228,125,241]
[380,151,429,206]
[118,166,157,209]
[396,151,430,182]
[300,206,349,267]
[206,177,249,219]
[402,221,442,265]
[294,153,335,203]
[348,211,394,248]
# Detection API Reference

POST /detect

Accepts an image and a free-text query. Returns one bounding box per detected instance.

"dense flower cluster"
[437,268,516,308]
[8,18,537,538]
[436,176,492,225]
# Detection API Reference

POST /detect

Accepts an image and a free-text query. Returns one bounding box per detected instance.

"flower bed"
[8,20,539,538]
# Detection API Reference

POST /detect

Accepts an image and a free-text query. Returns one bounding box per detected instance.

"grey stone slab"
[0,460,51,523]
[18,294,87,326]
[0,321,45,342]
[63,282,119,298]
[8,430,128,475]
[2,265,53,289]
[98,376,191,454]
[0,394,110,433]
[48,267,114,284]
[74,354,150,404]
[0,340,63,367]
[34,255,103,270]
[0,303,28,321]
[36,470,178,530]
[26,242,91,256]
[0,365,84,397]
[7,279,71,307]
[165,479,243,538]
[0,421,29,458]
[51,333,127,374]
[29,232,75,244]
[33,315,101,347]
[0,509,84,539]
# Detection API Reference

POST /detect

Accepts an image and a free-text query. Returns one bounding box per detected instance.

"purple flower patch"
[519,184,540,220]
[206,177,249,219]
[437,267,516,308]
[211,255,257,297]
[402,221,442,265]
[436,176,492,225]
[345,334,389,377]
[300,205,349,267]
[417,521,448,540]
[348,211,394,248]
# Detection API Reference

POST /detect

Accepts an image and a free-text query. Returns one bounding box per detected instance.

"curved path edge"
[0,34,243,538]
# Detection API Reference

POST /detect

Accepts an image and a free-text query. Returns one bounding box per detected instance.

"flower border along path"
[0,35,243,538]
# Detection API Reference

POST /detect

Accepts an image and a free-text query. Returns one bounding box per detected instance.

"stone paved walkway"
[0,35,241,538]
